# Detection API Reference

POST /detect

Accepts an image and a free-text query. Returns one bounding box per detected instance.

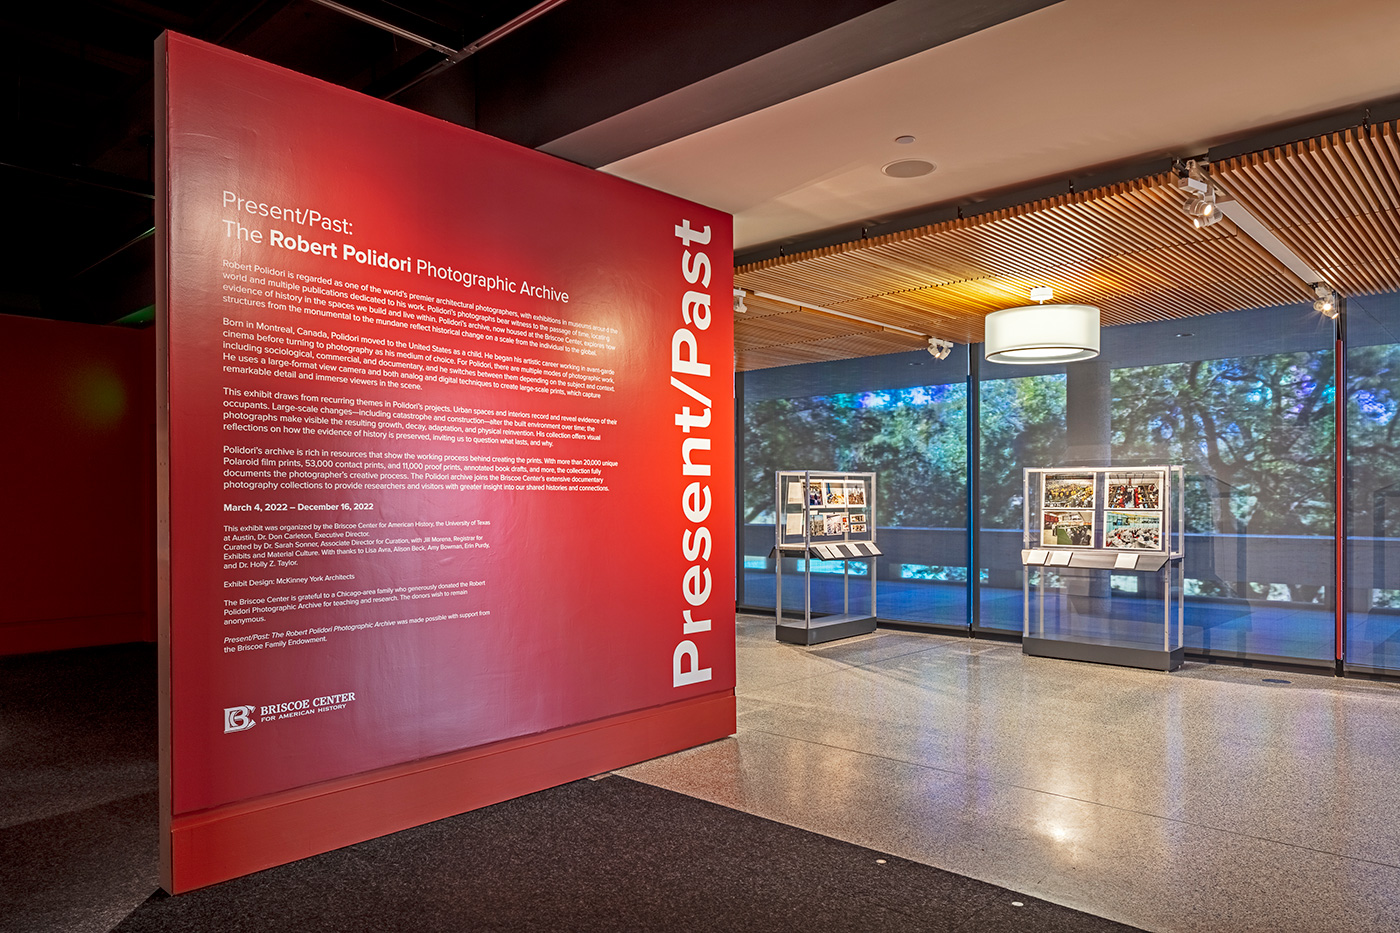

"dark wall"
[0,314,155,653]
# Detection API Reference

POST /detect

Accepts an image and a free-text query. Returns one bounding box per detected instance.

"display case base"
[776,614,877,646]
[1023,637,1184,672]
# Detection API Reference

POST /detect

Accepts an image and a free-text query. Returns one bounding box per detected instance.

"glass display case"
[1022,466,1186,671]
[773,471,881,645]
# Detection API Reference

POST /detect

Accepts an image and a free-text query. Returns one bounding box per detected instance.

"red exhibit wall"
[157,34,735,892]
[0,313,156,655]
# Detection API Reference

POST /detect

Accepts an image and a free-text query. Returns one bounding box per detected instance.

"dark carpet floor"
[112,775,1143,933]
[2,643,1144,933]
[0,644,159,933]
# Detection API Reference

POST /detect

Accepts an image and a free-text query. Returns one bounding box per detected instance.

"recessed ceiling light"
[895,135,916,145]
[1176,332,1194,338]
[882,159,936,178]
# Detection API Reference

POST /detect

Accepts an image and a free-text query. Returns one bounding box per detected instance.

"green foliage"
[1347,343,1400,537]
[977,374,1066,529]
[744,345,1342,605]
[1111,351,1336,604]
[742,384,968,527]
[1110,352,1334,538]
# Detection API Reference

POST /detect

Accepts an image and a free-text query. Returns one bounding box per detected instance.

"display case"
[772,471,881,645]
[1022,466,1186,671]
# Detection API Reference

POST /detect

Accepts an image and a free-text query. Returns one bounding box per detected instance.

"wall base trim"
[0,613,149,656]
[165,690,735,892]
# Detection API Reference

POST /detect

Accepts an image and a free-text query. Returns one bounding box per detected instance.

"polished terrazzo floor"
[619,615,1400,933]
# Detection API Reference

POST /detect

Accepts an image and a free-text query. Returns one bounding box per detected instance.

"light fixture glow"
[984,304,1100,364]
[1313,283,1339,319]
[1177,160,1222,228]
[1030,286,1054,303]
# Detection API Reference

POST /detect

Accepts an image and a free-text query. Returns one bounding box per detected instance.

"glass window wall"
[1346,291,1400,672]
[977,303,1336,662]
[738,300,1341,666]
[739,348,969,628]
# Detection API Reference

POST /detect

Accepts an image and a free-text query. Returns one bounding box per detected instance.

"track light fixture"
[927,337,953,360]
[1176,159,1222,228]
[1313,283,1339,319]
[733,288,747,314]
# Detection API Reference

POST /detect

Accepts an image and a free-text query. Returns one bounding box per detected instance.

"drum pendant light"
[983,303,1100,364]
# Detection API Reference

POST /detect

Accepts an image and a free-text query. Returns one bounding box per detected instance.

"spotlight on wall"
[733,288,747,314]
[1313,283,1339,319]
[927,337,953,360]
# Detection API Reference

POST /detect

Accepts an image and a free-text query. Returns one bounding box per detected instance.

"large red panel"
[158,32,734,881]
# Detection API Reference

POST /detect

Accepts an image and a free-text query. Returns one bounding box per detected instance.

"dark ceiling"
[1,0,1064,326]
[3,0,547,325]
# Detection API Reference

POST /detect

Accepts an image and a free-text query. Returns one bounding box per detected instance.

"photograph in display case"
[825,483,846,506]
[808,485,824,507]
[786,481,806,505]
[809,517,827,538]
[1041,509,1094,547]
[1043,474,1095,509]
[847,485,866,506]
[1104,510,1163,550]
[824,513,848,536]
[1106,472,1162,510]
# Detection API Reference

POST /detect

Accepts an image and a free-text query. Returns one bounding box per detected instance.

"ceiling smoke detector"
[882,159,936,178]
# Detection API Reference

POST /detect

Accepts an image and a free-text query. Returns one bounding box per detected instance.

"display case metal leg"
[843,558,849,614]
[776,556,783,627]
[1163,563,1170,652]
[804,551,812,631]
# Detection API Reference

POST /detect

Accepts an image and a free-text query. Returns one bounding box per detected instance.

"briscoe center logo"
[222,692,358,733]
[223,706,256,733]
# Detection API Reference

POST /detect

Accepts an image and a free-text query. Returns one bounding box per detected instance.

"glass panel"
[980,302,1336,661]
[977,370,1066,630]
[740,348,970,626]
[1346,292,1400,670]
[1022,466,1185,657]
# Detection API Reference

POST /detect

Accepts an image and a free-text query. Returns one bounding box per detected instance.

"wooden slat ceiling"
[734,118,1400,371]
[734,293,927,371]
[1214,122,1400,297]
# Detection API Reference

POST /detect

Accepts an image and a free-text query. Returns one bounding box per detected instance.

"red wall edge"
[168,691,735,892]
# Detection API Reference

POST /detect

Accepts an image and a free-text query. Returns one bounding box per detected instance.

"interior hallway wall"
[0,313,155,654]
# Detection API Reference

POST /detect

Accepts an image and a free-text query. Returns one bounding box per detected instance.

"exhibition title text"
[671,218,716,689]
[220,190,569,303]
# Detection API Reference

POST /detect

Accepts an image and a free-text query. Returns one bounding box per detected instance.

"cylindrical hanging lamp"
[983,303,1100,364]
